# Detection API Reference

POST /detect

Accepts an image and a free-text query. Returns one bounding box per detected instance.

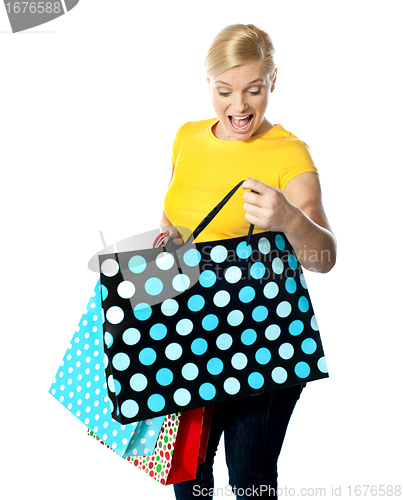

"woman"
[160,24,336,499]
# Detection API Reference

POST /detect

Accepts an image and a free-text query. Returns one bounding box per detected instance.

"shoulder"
[172,118,217,162]
[270,125,318,190]
[271,125,312,163]
[272,125,312,155]
[175,118,217,138]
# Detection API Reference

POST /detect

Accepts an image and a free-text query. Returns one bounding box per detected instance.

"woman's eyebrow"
[214,78,264,86]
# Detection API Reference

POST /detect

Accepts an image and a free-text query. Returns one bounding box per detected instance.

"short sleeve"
[277,140,319,191]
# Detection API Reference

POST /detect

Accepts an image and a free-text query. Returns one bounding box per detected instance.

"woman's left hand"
[242,176,297,234]
[241,174,337,273]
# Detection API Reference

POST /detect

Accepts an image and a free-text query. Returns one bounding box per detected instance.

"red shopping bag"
[166,406,209,485]
[198,405,213,465]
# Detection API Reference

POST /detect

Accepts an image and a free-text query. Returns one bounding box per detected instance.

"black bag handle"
[191,180,255,246]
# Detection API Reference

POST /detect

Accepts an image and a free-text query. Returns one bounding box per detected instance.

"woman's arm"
[242,173,336,273]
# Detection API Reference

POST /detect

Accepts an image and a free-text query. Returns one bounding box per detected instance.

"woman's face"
[208,61,275,141]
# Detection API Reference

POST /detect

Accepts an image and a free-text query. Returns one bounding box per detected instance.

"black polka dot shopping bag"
[101,180,329,424]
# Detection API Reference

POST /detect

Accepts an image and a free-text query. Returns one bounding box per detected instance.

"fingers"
[242,177,275,195]
[243,200,262,216]
[161,226,181,239]
[242,176,264,195]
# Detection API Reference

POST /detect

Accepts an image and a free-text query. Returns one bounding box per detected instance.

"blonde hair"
[205,24,276,79]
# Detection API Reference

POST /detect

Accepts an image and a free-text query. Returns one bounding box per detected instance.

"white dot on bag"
[144,448,149,454]
[149,430,155,436]
[106,306,124,325]
[132,448,138,455]
[112,443,117,449]
[117,280,136,299]
[210,245,228,263]
[272,258,284,274]
[113,430,118,436]
[146,419,152,425]
[140,438,146,444]
[156,252,175,270]
[223,377,240,395]
[224,266,242,284]
[172,273,190,292]
[103,434,107,440]
[122,438,127,445]
[101,258,119,277]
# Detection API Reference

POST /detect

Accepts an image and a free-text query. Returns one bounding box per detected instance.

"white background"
[1,1,402,498]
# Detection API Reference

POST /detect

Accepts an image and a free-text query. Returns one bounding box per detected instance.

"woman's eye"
[218,91,230,97]
[249,89,262,96]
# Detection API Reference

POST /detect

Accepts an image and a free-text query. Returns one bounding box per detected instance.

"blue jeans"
[173,384,306,499]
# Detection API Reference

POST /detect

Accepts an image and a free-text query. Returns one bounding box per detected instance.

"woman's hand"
[242,175,337,273]
[242,176,297,234]
[160,225,184,246]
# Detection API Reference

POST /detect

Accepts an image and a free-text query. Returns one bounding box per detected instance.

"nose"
[231,92,249,114]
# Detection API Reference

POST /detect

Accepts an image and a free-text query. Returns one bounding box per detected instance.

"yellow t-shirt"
[164,118,318,243]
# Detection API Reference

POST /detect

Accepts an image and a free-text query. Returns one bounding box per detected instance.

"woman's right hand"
[160,226,184,246]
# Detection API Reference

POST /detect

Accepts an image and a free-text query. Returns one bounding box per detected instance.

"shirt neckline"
[208,118,281,144]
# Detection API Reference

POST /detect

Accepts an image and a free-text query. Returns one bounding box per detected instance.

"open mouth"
[228,114,254,132]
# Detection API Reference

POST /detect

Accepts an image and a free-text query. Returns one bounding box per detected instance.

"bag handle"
[191,180,255,246]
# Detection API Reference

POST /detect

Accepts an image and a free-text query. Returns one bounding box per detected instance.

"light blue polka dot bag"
[49,281,166,456]
[101,180,329,424]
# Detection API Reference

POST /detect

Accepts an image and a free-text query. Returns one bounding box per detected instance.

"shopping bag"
[198,405,213,465]
[101,180,329,424]
[88,412,181,485]
[165,406,205,485]
[48,280,164,456]
[119,413,165,457]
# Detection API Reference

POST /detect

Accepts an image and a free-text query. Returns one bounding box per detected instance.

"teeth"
[230,115,252,130]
